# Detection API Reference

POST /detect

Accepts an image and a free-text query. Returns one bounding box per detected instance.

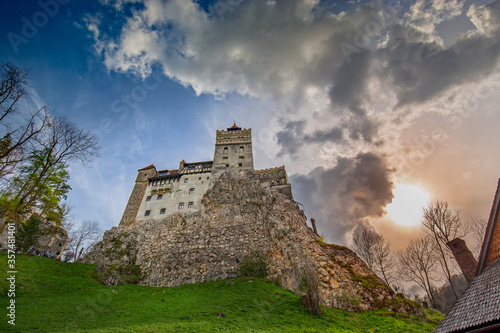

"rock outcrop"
[0,218,68,258]
[35,223,68,258]
[85,171,408,311]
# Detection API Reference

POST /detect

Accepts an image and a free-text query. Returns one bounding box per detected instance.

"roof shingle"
[433,260,500,333]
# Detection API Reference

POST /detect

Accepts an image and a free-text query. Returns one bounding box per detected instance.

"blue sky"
[1,0,500,249]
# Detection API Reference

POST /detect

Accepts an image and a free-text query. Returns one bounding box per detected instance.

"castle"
[86,123,404,313]
[119,124,293,228]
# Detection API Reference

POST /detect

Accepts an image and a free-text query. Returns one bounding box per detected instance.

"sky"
[1,0,499,250]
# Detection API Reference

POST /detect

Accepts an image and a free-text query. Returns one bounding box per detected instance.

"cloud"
[379,25,500,107]
[291,152,394,244]
[89,0,500,245]
[90,0,380,99]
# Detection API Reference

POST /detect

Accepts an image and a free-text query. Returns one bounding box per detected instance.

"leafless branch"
[397,236,439,308]
[64,220,102,262]
[422,200,466,298]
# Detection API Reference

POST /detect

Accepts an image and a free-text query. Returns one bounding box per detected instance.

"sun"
[386,182,431,227]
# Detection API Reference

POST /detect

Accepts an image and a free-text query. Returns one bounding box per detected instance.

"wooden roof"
[476,179,500,275]
[434,179,500,333]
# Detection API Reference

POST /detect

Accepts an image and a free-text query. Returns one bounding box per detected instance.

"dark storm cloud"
[306,126,344,142]
[276,120,307,156]
[329,50,372,117]
[276,120,344,156]
[328,50,380,143]
[291,152,394,244]
[380,1,500,108]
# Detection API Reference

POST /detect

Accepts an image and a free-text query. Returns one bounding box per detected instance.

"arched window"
[223,147,228,155]
[239,146,244,153]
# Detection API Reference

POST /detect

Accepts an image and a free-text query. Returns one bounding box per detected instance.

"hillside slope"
[0,254,442,332]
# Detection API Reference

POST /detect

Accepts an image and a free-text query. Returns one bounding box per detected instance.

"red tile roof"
[138,164,156,171]
[227,122,242,131]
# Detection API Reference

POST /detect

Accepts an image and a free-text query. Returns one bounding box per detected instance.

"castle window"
[239,156,244,159]
[160,208,166,214]
[188,202,194,208]
[145,210,151,216]
[178,202,184,209]
[226,164,229,168]
[240,146,244,153]
[207,177,210,180]
[223,147,228,155]
[146,196,152,201]
[199,177,202,180]
[238,163,243,167]
[189,188,195,194]
[184,178,188,183]
[223,157,228,160]
[157,194,163,200]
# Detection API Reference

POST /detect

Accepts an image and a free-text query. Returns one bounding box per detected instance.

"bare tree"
[0,115,100,232]
[352,224,378,271]
[0,63,27,122]
[64,220,102,262]
[372,234,396,287]
[0,64,49,182]
[422,200,467,298]
[397,236,439,308]
[468,216,488,259]
[353,224,396,287]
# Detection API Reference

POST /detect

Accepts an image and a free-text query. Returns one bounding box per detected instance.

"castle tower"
[119,165,157,228]
[211,123,254,183]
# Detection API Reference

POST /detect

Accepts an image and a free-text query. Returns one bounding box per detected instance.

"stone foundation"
[85,171,412,312]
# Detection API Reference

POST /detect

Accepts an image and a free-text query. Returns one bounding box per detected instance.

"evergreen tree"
[16,214,42,251]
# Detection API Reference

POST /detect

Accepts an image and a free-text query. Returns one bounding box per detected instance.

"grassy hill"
[0,254,442,332]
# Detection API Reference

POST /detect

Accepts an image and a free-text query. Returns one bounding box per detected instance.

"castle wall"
[119,126,293,226]
[135,171,212,223]
[257,166,293,200]
[86,171,402,312]
[119,167,157,228]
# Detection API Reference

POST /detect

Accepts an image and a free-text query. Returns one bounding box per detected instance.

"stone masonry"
[85,171,412,312]
[119,165,157,228]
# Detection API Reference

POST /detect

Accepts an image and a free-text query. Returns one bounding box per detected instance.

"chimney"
[447,238,478,282]
[179,159,186,170]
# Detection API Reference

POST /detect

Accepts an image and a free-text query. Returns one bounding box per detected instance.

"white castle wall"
[136,171,212,222]
[120,125,291,226]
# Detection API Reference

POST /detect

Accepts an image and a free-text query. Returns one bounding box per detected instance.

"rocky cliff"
[85,171,408,312]
[0,218,68,258]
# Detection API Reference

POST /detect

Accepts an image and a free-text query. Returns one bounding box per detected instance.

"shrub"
[299,270,321,317]
[316,235,328,246]
[239,253,267,278]
[92,263,142,286]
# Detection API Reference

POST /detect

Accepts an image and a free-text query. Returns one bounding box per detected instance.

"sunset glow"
[386,183,431,227]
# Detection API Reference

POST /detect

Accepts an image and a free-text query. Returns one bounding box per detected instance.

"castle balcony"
[150,183,173,194]
[179,161,213,174]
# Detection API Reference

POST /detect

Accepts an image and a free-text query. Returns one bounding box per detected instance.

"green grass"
[0,254,442,332]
